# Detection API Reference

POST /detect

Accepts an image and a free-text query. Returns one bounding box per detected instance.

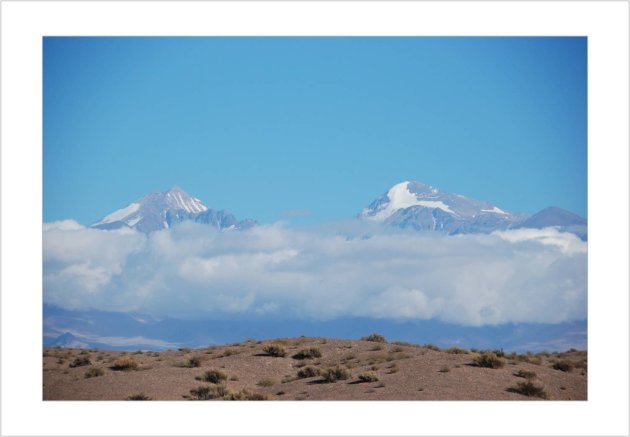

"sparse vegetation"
[517,353,543,365]
[472,352,505,369]
[182,356,202,368]
[445,346,469,354]
[262,344,287,357]
[438,366,450,373]
[189,385,270,400]
[357,373,379,383]
[69,357,91,368]
[361,333,387,343]
[552,360,574,372]
[292,347,322,360]
[224,389,272,400]
[257,378,275,387]
[514,370,537,379]
[111,356,138,371]
[424,344,440,351]
[127,393,151,400]
[197,369,228,384]
[189,384,230,400]
[321,366,351,383]
[297,366,321,379]
[84,367,104,378]
[507,380,548,399]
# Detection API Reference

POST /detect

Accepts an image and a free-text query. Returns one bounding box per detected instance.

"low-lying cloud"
[43,220,587,326]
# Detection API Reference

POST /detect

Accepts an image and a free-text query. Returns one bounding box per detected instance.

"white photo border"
[1,1,628,436]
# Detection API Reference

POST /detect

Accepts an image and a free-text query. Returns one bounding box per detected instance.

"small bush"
[189,384,229,400]
[472,352,505,369]
[445,346,469,354]
[517,353,543,365]
[552,360,574,372]
[79,350,90,356]
[127,393,151,400]
[297,366,321,379]
[361,333,387,343]
[321,366,351,383]
[178,347,191,353]
[262,344,287,357]
[84,367,104,378]
[111,356,138,371]
[507,381,548,399]
[514,369,537,379]
[292,347,322,360]
[257,378,275,387]
[438,366,450,373]
[183,356,202,368]
[424,344,440,351]
[69,357,91,368]
[357,373,379,383]
[197,369,228,384]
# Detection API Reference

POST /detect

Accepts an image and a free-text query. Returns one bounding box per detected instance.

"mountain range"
[89,182,587,239]
[360,181,587,239]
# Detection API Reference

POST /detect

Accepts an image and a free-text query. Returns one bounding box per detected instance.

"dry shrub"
[445,346,469,354]
[361,333,387,343]
[263,344,287,357]
[189,385,270,401]
[507,381,548,399]
[551,360,574,372]
[357,373,379,383]
[84,367,104,378]
[189,384,230,400]
[321,366,351,383]
[472,352,505,369]
[182,356,202,368]
[514,369,537,379]
[292,347,322,360]
[297,366,321,379]
[69,356,91,368]
[127,393,151,400]
[257,378,275,387]
[111,356,138,371]
[197,369,228,384]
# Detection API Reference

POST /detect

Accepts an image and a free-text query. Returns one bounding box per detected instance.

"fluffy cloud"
[42,220,587,326]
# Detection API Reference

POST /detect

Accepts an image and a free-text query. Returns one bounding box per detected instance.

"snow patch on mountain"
[95,202,140,225]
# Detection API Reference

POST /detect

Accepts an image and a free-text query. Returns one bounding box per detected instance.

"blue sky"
[44,37,587,225]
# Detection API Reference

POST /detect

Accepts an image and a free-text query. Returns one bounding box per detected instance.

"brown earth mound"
[43,337,587,401]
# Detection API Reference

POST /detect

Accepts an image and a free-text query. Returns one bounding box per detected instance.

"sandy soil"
[43,337,587,401]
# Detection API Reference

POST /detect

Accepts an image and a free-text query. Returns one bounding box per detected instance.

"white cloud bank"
[43,220,587,326]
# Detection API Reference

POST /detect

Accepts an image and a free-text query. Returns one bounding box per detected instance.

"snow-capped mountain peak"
[363,181,456,221]
[360,181,524,234]
[163,186,209,214]
[91,187,255,233]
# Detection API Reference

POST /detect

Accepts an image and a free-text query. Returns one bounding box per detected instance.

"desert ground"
[43,336,587,401]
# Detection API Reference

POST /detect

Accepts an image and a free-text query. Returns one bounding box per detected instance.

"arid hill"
[43,336,587,401]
